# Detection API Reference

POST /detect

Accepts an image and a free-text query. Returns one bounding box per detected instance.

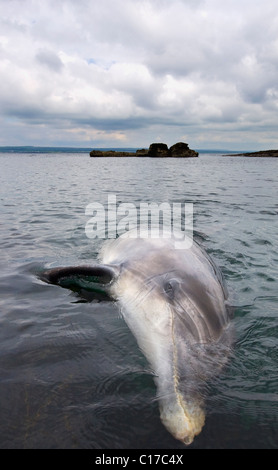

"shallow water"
[0,152,277,449]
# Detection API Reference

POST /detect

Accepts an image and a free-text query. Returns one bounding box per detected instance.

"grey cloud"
[36,49,64,72]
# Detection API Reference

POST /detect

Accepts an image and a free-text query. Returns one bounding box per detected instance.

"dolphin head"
[41,231,232,445]
[99,233,232,444]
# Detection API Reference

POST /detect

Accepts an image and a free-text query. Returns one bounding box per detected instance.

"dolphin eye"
[164,280,175,299]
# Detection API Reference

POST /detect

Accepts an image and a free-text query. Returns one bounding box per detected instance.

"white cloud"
[0,0,278,149]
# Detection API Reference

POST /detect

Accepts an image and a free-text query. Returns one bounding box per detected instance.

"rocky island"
[224,150,278,157]
[90,142,199,158]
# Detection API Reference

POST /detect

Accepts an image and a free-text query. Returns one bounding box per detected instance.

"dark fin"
[40,264,119,301]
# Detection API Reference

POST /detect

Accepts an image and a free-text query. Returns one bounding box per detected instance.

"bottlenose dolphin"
[41,231,233,445]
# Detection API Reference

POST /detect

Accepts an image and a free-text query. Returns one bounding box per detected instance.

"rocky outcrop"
[147,142,199,158]
[169,142,198,158]
[148,143,170,157]
[90,142,198,158]
[224,150,278,157]
[136,148,149,156]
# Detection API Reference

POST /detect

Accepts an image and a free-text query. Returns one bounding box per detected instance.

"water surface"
[0,152,277,448]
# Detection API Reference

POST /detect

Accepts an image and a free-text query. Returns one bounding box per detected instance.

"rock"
[89,142,199,158]
[90,150,137,157]
[136,148,149,156]
[90,150,105,157]
[148,142,198,158]
[169,142,198,158]
[148,143,170,158]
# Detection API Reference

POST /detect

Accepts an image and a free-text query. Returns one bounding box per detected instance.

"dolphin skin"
[41,231,233,445]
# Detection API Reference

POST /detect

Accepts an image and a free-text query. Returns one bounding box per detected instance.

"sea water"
[0,151,277,449]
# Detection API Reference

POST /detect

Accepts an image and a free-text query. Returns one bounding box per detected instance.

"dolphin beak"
[159,394,205,445]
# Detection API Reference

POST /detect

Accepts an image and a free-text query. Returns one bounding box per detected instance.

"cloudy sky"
[1,0,278,150]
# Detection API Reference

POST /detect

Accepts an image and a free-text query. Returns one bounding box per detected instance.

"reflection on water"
[0,153,277,448]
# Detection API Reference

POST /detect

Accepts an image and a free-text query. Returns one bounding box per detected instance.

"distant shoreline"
[1,146,277,156]
[0,146,223,154]
[224,150,278,157]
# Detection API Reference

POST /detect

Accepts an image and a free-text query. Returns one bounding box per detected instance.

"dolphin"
[41,230,233,445]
